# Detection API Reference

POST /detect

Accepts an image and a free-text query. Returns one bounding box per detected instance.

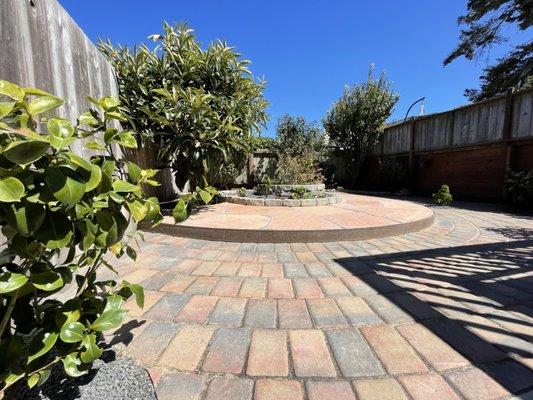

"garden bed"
[221,184,338,207]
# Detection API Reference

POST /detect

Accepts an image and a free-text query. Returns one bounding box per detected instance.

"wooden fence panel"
[452,97,505,146]
[0,0,117,159]
[383,123,410,154]
[414,113,453,151]
[511,90,533,139]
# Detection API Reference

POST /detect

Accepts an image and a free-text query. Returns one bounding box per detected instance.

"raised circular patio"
[147,193,435,243]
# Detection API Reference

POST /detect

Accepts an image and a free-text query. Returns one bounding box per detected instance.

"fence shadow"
[335,239,533,396]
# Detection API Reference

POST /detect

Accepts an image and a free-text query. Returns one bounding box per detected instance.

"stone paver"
[247,330,288,376]
[109,199,533,400]
[353,378,408,400]
[307,381,356,400]
[289,330,336,377]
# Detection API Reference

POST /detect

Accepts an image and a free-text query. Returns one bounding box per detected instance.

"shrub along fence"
[351,87,533,201]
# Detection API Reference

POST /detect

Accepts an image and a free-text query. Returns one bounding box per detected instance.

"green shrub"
[323,67,399,186]
[275,154,323,185]
[0,80,162,391]
[237,188,247,197]
[290,187,312,199]
[505,169,533,206]
[433,184,453,206]
[378,159,411,192]
[100,23,268,192]
[254,177,274,196]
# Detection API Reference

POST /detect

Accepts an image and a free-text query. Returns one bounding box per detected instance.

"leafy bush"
[505,169,533,206]
[323,66,399,186]
[378,158,412,192]
[237,188,247,197]
[433,184,453,206]
[273,115,326,160]
[275,154,323,185]
[290,187,312,199]
[254,177,274,196]
[100,23,268,192]
[0,80,162,391]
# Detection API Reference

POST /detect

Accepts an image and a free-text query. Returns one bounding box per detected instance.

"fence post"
[501,88,515,199]
[408,119,416,172]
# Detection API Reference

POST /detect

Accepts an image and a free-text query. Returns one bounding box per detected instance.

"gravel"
[7,351,157,400]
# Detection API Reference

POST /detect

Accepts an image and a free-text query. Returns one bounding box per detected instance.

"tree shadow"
[335,239,533,396]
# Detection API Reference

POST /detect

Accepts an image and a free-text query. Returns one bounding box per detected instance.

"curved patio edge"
[140,210,435,243]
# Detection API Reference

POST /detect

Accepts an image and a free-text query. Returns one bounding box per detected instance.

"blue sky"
[59,0,527,137]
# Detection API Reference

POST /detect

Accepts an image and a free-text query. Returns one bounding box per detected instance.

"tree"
[444,0,532,101]
[99,23,268,192]
[323,68,399,186]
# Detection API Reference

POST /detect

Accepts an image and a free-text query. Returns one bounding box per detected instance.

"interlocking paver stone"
[267,278,294,298]
[202,327,251,373]
[205,377,253,400]
[244,299,277,328]
[398,373,461,400]
[363,294,414,323]
[283,263,309,278]
[445,368,511,400]
[125,321,179,365]
[396,323,469,371]
[158,325,214,370]
[156,372,207,400]
[307,381,356,400]
[289,330,336,377]
[361,325,428,375]
[209,297,247,326]
[278,299,313,329]
[335,296,381,325]
[239,277,267,298]
[318,277,352,297]
[307,298,347,328]
[293,278,324,298]
[143,293,190,321]
[326,328,384,378]
[254,379,303,400]
[211,277,243,297]
[353,378,408,400]
[174,295,218,324]
[247,330,288,376]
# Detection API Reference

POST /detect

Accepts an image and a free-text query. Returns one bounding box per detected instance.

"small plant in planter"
[0,80,162,391]
[237,188,247,197]
[290,187,312,199]
[433,184,453,206]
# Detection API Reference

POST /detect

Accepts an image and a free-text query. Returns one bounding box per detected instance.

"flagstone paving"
[108,200,533,400]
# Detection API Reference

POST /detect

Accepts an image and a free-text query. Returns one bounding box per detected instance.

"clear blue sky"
[59,0,527,137]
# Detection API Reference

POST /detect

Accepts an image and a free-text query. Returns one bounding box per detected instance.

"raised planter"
[221,188,337,207]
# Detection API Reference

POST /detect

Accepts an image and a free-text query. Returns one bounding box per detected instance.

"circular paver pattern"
[89,200,533,400]
[147,193,435,243]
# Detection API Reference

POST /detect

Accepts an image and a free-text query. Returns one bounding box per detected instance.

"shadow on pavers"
[335,239,533,397]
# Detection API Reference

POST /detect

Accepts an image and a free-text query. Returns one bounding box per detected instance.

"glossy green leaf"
[0,272,28,294]
[0,177,25,202]
[60,322,85,343]
[80,334,103,363]
[84,140,105,151]
[78,111,99,126]
[35,212,73,249]
[3,140,49,166]
[32,270,64,291]
[23,87,54,97]
[91,308,126,331]
[28,330,59,363]
[198,188,213,204]
[104,294,124,311]
[112,179,138,193]
[126,200,147,222]
[123,280,144,308]
[86,164,102,192]
[145,196,161,220]
[48,118,75,149]
[28,96,64,116]
[113,131,137,148]
[0,101,15,118]
[126,161,141,183]
[45,167,86,206]
[0,80,24,101]
[63,352,87,377]
[173,199,188,223]
[27,369,50,388]
[5,202,46,236]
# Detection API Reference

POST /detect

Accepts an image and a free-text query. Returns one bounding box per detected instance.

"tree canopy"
[323,68,398,185]
[445,0,532,101]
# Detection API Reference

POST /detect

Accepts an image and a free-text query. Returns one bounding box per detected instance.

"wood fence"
[0,0,118,160]
[354,87,533,201]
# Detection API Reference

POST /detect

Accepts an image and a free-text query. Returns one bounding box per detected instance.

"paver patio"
[107,199,533,400]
